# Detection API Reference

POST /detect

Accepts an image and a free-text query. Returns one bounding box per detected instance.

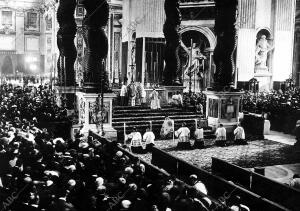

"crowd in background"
[242,89,300,114]
[0,85,67,124]
[241,88,300,134]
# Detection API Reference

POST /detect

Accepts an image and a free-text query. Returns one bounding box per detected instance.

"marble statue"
[255,35,274,68]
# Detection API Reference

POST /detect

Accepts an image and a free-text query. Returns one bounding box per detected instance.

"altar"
[204,91,244,132]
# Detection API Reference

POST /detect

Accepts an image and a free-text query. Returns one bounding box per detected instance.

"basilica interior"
[0,1,300,211]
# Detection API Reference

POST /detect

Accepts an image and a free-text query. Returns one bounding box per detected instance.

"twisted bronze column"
[163,0,182,86]
[57,0,77,86]
[213,0,238,90]
[81,0,109,92]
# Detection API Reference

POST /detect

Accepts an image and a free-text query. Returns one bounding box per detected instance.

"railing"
[211,157,300,210]
[151,147,290,211]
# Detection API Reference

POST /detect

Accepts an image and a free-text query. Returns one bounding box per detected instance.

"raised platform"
[76,92,117,141]
[113,85,185,105]
[112,105,215,141]
[265,130,296,146]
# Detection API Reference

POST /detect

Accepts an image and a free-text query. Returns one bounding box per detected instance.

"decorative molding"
[15,11,24,17]
[180,26,216,48]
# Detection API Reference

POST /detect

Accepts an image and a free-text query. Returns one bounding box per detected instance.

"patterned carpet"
[138,139,300,172]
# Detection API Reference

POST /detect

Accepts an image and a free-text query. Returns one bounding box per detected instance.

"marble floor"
[264,163,300,185]
[264,130,296,145]
[256,131,300,185]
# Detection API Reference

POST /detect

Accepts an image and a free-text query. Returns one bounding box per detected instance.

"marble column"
[81,0,110,93]
[163,0,182,86]
[213,0,238,90]
[56,0,77,87]
[56,0,77,110]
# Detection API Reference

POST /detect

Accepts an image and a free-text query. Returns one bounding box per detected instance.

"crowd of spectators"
[0,84,68,124]
[241,88,300,134]
[0,85,239,210]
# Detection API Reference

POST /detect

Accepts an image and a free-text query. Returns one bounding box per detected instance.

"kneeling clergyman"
[175,123,190,143]
[143,126,155,151]
[234,123,246,145]
[126,127,143,153]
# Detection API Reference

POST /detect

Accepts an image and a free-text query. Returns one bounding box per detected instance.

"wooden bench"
[211,157,300,210]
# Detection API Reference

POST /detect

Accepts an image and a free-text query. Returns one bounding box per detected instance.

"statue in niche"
[179,41,207,81]
[186,43,206,77]
[255,35,274,69]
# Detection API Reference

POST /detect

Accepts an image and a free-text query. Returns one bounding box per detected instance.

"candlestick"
[123,122,126,145]
[172,120,175,142]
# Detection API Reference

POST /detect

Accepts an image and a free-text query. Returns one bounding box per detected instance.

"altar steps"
[112,106,216,140]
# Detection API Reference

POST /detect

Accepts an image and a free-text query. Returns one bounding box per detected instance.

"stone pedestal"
[55,86,78,115]
[204,91,244,132]
[254,67,272,91]
[76,92,117,141]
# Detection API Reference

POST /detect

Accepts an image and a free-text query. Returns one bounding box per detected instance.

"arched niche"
[180,26,216,49]
[179,27,216,91]
[255,28,273,72]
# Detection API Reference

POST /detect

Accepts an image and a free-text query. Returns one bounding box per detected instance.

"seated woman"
[160,116,174,139]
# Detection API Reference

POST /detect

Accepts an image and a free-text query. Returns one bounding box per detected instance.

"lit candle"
[195,119,197,129]
[124,122,126,145]
[172,120,175,142]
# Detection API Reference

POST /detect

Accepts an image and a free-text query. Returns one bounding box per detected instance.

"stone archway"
[255,27,273,91]
[180,26,216,49]
[179,26,216,91]
[255,27,273,70]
